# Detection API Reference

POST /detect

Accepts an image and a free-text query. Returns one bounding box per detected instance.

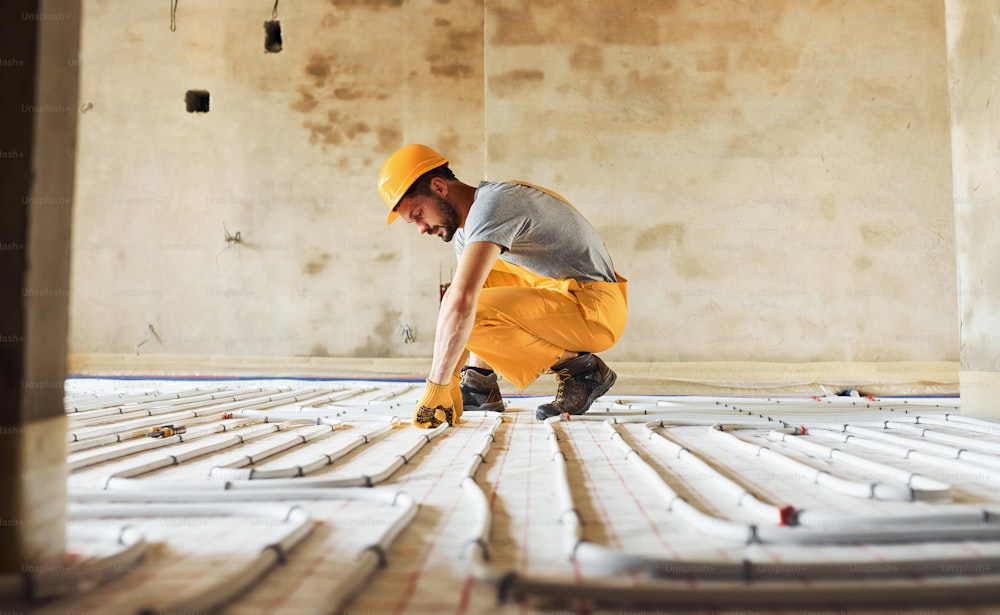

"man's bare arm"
[427,241,502,384]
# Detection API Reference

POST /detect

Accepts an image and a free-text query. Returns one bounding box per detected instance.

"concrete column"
[945,0,1000,417]
[0,0,80,573]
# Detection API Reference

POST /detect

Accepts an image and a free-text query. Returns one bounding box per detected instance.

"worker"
[377,144,628,427]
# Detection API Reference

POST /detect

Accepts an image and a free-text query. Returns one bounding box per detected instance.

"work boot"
[460,367,505,413]
[535,353,616,420]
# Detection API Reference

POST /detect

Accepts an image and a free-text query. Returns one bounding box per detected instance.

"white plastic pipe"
[68,487,418,615]
[237,408,409,424]
[808,427,1000,484]
[561,418,1000,548]
[68,388,315,443]
[365,383,419,406]
[67,387,286,430]
[884,420,1000,465]
[68,499,313,615]
[458,415,505,579]
[104,423,449,490]
[498,574,1000,610]
[66,387,278,427]
[69,417,267,470]
[542,417,584,558]
[452,409,1000,611]
[209,424,339,473]
[643,419,796,525]
[0,524,147,601]
[98,421,314,486]
[937,412,1000,433]
[709,423,917,501]
[65,385,224,413]
[209,422,393,480]
[766,427,951,502]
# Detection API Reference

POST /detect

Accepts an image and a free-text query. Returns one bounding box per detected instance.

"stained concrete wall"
[944,0,1000,416]
[69,1,956,367]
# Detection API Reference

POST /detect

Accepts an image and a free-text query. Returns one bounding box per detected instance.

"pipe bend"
[263,542,288,565]
[361,544,387,568]
[462,537,491,562]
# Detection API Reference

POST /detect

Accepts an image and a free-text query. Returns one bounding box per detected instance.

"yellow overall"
[466,259,628,389]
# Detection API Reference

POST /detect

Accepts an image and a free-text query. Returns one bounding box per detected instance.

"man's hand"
[413,379,460,428]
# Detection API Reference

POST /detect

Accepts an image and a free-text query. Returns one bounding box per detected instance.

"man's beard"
[432,194,460,242]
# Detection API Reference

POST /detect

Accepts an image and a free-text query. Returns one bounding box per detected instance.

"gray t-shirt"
[454,181,617,283]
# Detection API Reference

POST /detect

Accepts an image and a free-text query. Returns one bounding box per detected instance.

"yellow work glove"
[449,376,463,420]
[413,379,458,428]
[449,349,470,419]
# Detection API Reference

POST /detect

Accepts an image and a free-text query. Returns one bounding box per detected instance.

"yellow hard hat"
[378,144,449,225]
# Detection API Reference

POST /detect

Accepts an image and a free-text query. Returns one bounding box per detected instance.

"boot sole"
[535,369,617,421]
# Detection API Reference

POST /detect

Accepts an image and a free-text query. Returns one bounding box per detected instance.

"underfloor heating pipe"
[205,423,341,476]
[643,423,1000,540]
[243,387,382,416]
[578,415,992,532]
[66,386,236,417]
[710,399,908,425]
[609,421,756,544]
[64,385,226,413]
[766,427,993,528]
[459,416,722,591]
[638,419,795,525]
[459,414,505,483]
[883,420,1000,465]
[71,487,417,615]
[69,407,281,455]
[67,387,324,443]
[280,385,356,404]
[209,420,395,480]
[808,427,1000,484]
[606,421,1000,548]
[496,574,1000,611]
[105,422,449,491]
[99,420,322,486]
[232,408,402,423]
[69,417,268,470]
[935,411,1000,432]
[74,501,313,615]
[458,415,513,583]
[545,418,744,575]
[647,422,1000,543]
[571,418,1000,567]
[365,383,420,409]
[0,524,147,602]
[766,426,951,502]
[66,386,277,425]
[553,417,1000,548]
[64,389,158,412]
[66,387,286,430]
[455,417,1000,610]
[560,411,762,430]
[544,416,584,558]
[826,420,1000,466]
[813,418,1000,467]
[710,405,1000,525]
[99,386,352,433]
[709,423,921,501]
[293,385,378,409]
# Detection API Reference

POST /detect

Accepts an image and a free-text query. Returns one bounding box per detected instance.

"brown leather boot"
[460,367,505,413]
[535,353,617,420]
